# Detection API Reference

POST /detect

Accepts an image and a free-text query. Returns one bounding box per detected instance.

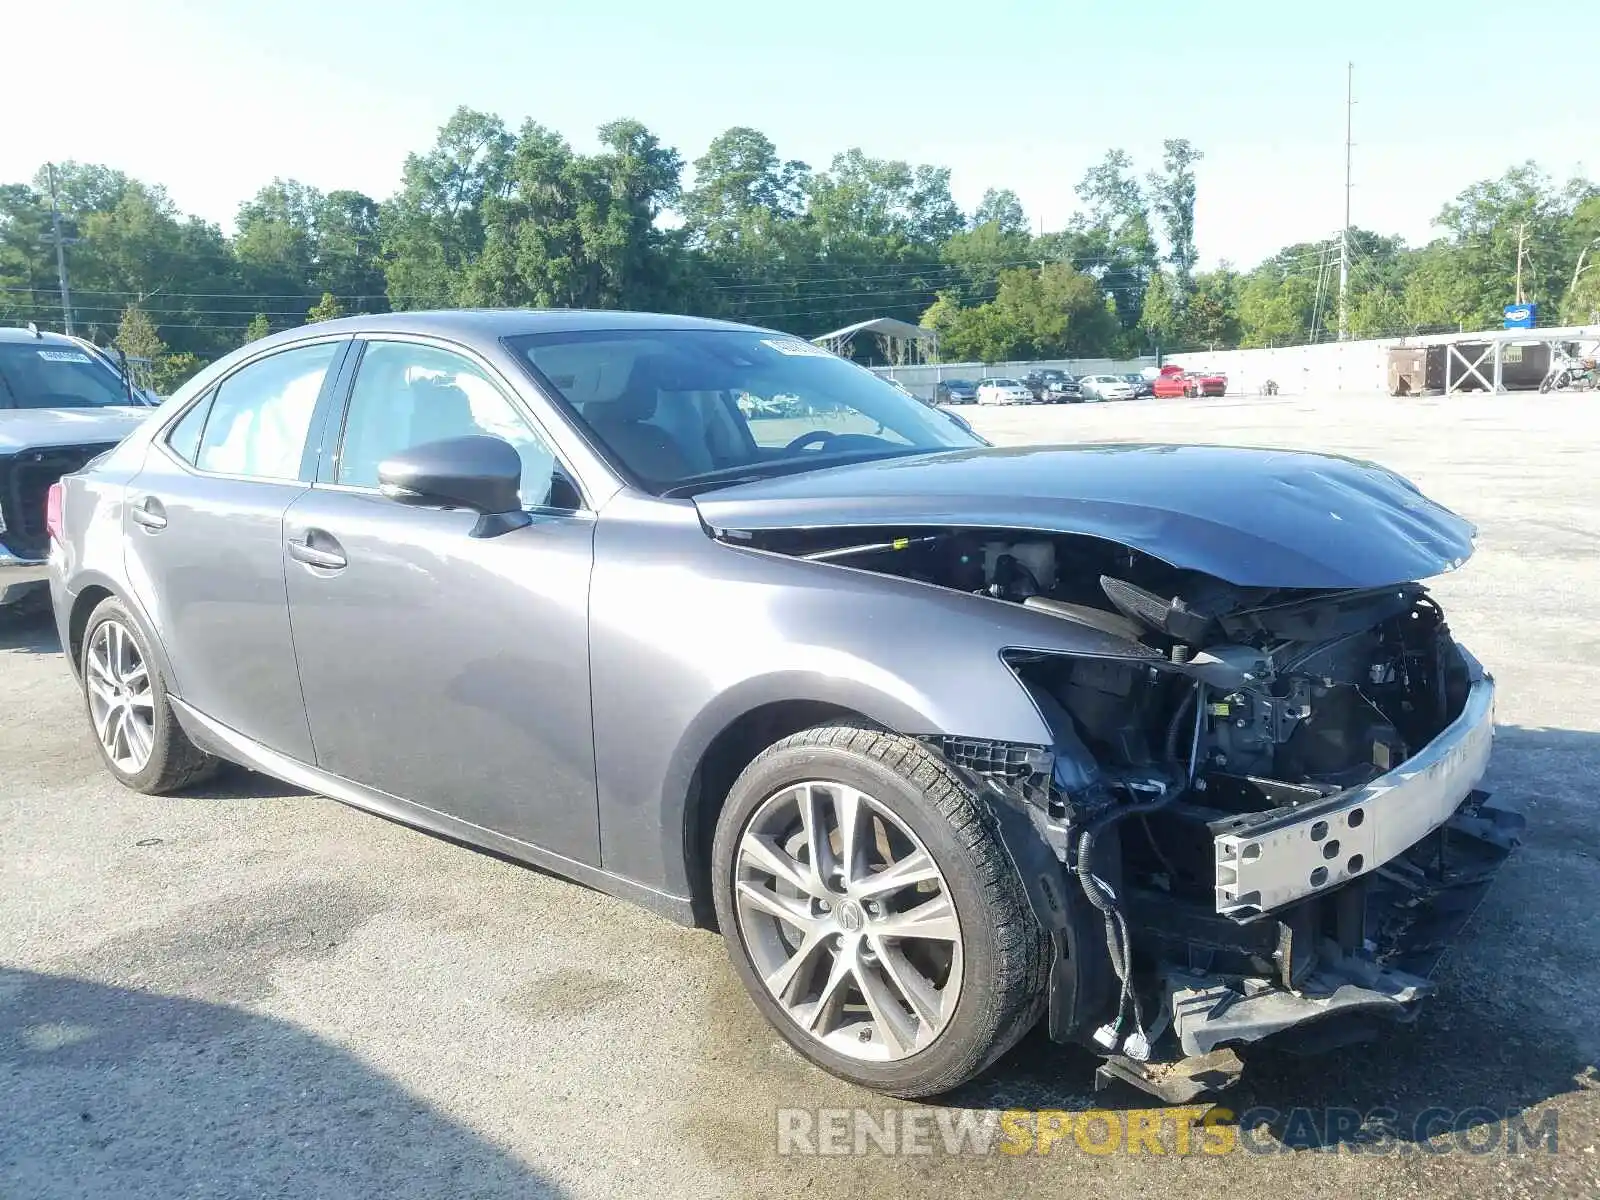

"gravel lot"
[3,391,1597,1198]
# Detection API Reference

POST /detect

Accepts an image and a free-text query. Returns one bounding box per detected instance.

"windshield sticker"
[37,350,94,363]
[761,338,832,358]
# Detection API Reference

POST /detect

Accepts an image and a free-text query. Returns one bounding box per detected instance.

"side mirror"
[378,435,532,538]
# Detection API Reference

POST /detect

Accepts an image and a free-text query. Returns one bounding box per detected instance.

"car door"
[282,336,600,864]
[123,338,348,761]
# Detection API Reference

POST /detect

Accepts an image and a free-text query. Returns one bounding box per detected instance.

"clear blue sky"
[11,0,1590,268]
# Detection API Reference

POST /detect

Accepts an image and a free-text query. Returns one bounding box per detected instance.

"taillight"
[45,481,64,545]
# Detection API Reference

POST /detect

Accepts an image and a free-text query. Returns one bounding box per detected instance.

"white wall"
[1166,340,1390,395]
[1166,324,1600,396]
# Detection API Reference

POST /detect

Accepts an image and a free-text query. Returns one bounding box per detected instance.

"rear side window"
[195,342,339,479]
[165,393,214,465]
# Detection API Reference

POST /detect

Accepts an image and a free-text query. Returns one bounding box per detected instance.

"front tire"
[711,724,1048,1097]
[81,597,220,794]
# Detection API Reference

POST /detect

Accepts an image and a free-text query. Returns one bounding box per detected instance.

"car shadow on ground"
[1,967,563,1199]
[0,603,60,654]
[198,764,315,802]
[943,722,1598,1147]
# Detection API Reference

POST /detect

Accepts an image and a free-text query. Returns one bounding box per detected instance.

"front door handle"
[129,496,167,530]
[287,532,347,570]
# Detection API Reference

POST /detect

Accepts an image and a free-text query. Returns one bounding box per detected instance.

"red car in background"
[1151,364,1228,398]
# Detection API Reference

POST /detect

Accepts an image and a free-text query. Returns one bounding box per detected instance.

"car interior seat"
[582,357,697,484]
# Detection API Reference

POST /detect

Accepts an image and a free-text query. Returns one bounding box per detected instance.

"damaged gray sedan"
[47,311,1519,1100]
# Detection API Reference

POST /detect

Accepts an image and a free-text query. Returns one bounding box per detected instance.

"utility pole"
[1514,222,1526,305]
[45,163,75,335]
[1338,62,1353,342]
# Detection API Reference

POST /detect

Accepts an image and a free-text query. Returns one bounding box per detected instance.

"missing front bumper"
[1214,673,1497,916]
[1096,790,1522,1099]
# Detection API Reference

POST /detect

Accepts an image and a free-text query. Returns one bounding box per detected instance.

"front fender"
[587,494,1160,901]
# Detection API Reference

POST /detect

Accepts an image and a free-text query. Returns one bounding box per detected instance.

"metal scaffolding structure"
[812,317,938,365]
[1425,325,1600,394]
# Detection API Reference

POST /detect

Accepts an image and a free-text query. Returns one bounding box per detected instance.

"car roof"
[0,326,90,347]
[251,309,768,349]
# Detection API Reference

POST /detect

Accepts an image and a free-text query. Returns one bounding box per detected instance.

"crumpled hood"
[0,407,150,454]
[696,443,1476,589]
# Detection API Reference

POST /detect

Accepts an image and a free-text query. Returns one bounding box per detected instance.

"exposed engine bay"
[728,523,1522,1099]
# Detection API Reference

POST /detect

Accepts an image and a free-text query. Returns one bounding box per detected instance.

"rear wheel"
[711,724,1048,1097]
[81,597,220,794]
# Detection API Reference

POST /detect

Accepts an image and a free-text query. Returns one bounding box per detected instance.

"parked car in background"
[1,325,154,609]
[935,378,978,404]
[1042,374,1082,403]
[1022,369,1073,401]
[1078,374,1135,402]
[1153,365,1227,398]
[47,309,1512,1102]
[976,377,1033,405]
[1151,366,1189,398]
[1121,373,1155,399]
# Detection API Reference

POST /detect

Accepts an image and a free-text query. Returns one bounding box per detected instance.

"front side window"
[508,329,979,495]
[195,342,339,479]
[0,342,132,409]
[336,341,565,509]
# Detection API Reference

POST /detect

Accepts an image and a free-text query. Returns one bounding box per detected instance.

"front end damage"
[722,521,1522,1100]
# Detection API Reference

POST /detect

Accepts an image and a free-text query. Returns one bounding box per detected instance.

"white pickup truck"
[0,326,156,608]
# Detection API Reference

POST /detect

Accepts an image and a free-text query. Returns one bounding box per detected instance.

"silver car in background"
[1077,373,1136,402]
[975,377,1033,405]
[46,310,1516,1101]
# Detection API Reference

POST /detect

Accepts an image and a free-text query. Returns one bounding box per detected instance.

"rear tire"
[80,597,220,794]
[711,723,1049,1097]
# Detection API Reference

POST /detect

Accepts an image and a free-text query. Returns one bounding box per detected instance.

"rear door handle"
[129,496,167,530]
[287,531,347,571]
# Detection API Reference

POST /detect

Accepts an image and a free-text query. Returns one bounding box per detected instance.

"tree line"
[2,106,1597,390]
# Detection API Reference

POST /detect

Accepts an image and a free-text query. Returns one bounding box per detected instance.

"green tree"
[243,313,271,343]
[307,292,344,322]
[1237,269,1318,347]
[972,188,1028,236]
[114,304,167,393]
[0,183,53,327]
[1183,268,1241,347]
[921,263,1116,362]
[1069,149,1160,338]
[234,178,318,297]
[153,352,202,395]
[381,107,514,309]
[1139,269,1181,347]
[1559,194,1600,323]
[682,126,808,251]
[940,218,1032,301]
[1147,139,1204,295]
[115,304,164,362]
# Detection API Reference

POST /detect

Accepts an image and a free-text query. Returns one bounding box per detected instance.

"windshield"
[507,328,981,494]
[990,378,1020,387]
[0,341,132,409]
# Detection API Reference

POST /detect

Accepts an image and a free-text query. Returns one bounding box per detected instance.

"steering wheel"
[784,430,838,453]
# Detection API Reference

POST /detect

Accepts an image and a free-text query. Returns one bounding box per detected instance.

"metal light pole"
[46,162,75,335]
[1338,63,1353,342]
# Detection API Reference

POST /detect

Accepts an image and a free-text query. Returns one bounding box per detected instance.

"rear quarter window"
[165,392,215,465]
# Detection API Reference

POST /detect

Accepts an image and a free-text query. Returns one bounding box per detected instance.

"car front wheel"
[81,596,220,794]
[711,723,1048,1097]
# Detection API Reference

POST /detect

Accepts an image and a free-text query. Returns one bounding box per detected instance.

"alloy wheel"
[732,781,964,1062]
[86,619,156,774]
